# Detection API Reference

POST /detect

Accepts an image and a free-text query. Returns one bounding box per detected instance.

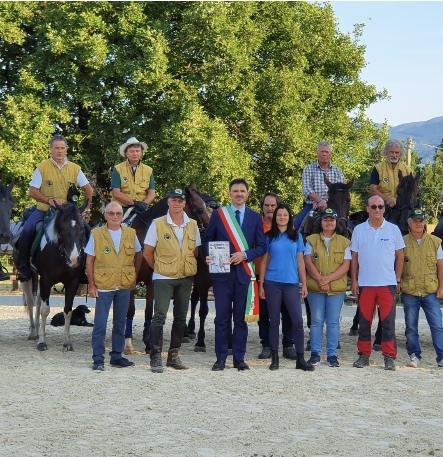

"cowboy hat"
[119,137,148,157]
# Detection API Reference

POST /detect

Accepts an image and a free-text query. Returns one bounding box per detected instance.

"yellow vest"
[36,159,81,211]
[375,159,411,199]
[114,161,153,201]
[401,233,441,296]
[92,225,137,290]
[306,233,350,293]
[153,216,197,279]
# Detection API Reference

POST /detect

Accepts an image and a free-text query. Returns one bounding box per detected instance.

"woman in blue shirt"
[259,204,314,371]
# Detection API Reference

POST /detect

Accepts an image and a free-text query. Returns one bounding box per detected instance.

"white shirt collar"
[50,157,68,169]
[230,204,246,212]
[166,210,189,227]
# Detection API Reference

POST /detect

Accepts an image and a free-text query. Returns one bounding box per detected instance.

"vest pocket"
[122,267,136,288]
[183,255,197,277]
[424,274,438,292]
[124,241,135,255]
[155,258,178,277]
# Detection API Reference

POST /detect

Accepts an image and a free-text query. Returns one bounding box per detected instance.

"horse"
[0,181,14,245]
[349,171,421,235]
[432,215,443,246]
[123,185,216,354]
[0,182,14,279]
[300,176,353,241]
[14,187,88,350]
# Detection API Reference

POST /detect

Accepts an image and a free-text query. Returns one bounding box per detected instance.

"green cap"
[321,208,338,219]
[409,208,426,220]
[167,188,186,200]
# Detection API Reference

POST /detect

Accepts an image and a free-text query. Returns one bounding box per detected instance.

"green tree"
[0,1,387,215]
[420,141,443,222]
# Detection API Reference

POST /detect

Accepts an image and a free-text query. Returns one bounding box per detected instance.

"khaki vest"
[36,159,81,211]
[375,159,411,200]
[114,161,153,201]
[92,225,137,290]
[306,233,350,293]
[401,233,441,296]
[153,216,197,279]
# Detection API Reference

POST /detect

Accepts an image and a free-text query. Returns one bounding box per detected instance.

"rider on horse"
[111,137,155,215]
[369,139,412,210]
[15,135,93,282]
[294,141,345,232]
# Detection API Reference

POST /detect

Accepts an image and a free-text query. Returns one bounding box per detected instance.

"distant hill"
[389,116,443,163]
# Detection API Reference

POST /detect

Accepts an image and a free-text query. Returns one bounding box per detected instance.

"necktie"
[235,209,241,226]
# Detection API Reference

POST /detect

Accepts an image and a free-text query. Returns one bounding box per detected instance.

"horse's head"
[185,184,217,230]
[324,176,353,217]
[0,182,14,244]
[53,202,86,268]
[396,172,420,209]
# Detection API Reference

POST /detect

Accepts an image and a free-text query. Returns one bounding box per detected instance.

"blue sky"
[332,1,443,126]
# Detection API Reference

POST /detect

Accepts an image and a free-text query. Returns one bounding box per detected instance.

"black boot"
[296,352,315,371]
[150,326,163,373]
[269,351,279,371]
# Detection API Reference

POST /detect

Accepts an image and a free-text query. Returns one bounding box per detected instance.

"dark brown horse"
[123,185,215,354]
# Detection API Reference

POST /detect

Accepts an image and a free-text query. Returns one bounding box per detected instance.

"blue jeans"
[308,292,345,357]
[91,289,131,364]
[294,203,313,233]
[402,293,443,362]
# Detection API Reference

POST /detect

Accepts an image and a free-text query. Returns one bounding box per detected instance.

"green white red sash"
[217,206,259,322]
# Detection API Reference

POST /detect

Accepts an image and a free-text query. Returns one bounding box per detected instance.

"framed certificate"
[208,241,230,273]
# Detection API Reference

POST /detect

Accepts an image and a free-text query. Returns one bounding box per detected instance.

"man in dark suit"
[205,178,266,371]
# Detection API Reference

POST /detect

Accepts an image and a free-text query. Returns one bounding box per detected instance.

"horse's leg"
[143,280,154,353]
[124,290,136,354]
[62,282,77,352]
[194,284,209,352]
[349,306,359,336]
[22,280,37,340]
[37,281,51,351]
[186,281,199,339]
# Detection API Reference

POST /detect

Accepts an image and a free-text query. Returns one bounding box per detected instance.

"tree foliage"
[0,1,387,216]
[420,141,443,222]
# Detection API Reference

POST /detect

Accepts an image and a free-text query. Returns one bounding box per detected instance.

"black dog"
[50,304,93,327]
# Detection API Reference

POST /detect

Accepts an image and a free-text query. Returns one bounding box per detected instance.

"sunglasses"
[106,211,123,216]
[369,205,385,210]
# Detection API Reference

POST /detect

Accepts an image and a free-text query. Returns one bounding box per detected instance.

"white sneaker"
[437,359,443,368]
[407,353,419,368]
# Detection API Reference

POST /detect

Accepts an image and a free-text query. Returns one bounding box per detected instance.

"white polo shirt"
[350,219,405,286]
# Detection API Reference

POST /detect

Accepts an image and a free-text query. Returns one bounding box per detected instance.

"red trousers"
[357,286,397,358]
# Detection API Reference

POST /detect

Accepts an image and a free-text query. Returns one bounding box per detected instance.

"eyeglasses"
[369,205,385,210]
[106,211,123,216]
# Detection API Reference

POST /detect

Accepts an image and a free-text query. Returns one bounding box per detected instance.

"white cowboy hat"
[119,137,148,157]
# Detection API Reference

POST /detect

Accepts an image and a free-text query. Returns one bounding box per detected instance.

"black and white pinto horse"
[15,194,88,351]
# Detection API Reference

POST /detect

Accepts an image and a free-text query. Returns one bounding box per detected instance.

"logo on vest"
[123,177,128,183]
[103,246,112,254]
[164,234,171,240]
[47,180,53,186]
[383,177,389,183]
[404,256,409,262]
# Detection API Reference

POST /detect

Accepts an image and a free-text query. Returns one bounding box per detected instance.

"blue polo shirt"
[265,233,305,284]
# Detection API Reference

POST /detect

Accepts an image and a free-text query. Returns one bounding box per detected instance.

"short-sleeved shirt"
[144,211,201,280]
[302,161,344,203]
[265,232,305,284]
[350,219,405,286]
[29,158,89,188]
[111,167,155,189]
